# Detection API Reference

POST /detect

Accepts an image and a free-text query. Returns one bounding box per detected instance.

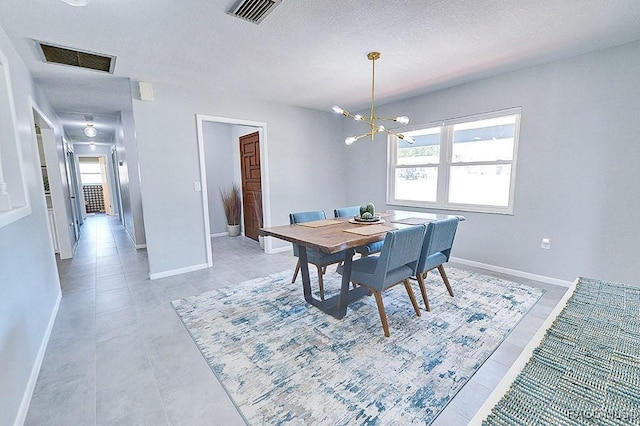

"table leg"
[297,246,368,319]
[336,248,355,319]
[298,246,313,302]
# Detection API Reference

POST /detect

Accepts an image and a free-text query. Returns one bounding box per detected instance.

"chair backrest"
[370,225,426,290]
[289,210,327,256]
[334,206,360,218]
[417,217,459,274]
[289,210,326,225]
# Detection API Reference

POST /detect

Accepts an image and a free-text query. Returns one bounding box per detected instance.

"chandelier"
[332,52,414,145]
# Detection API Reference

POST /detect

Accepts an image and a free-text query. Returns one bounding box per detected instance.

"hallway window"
[79,158,103,184]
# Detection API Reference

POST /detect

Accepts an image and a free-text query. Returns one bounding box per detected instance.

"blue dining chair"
[415,217,460,311]
[334,206,384,257]
[290,210,345,300]
[339,225,426,337]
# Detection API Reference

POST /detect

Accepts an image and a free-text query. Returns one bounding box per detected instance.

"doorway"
[196,114,271,267]
[31,102,77,258]
[78,156,113,215]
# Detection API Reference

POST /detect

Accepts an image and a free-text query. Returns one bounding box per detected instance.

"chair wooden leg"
[416,272,431,312]
[317,265,325,300]
[372,291,390,337]
[438,265,454,297]
[403,279,421,317]
[291,259,300,283]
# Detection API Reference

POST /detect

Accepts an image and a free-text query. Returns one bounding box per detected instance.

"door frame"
[196,114,272,267]
[30,98,76,258]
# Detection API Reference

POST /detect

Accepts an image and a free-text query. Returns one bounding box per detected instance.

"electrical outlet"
[194,182,201,192]
[541,238,551,250]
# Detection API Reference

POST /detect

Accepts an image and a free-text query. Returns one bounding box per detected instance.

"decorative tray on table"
[349,215,385,225]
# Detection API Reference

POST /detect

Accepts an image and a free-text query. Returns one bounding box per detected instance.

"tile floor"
[25,214,568,425]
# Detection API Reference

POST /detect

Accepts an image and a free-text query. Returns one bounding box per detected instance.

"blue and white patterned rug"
[172,267,544,425]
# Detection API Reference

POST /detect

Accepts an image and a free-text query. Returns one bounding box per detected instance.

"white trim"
[450,256,573,287]
[149,262,209,280]
[469,278,579,425]
[0,205,31,228]
[211,232,229,238]
[14,290,62,426]
[124,221,147,249]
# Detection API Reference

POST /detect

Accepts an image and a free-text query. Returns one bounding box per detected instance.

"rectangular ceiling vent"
[36,41,115,74]
[227,0,281,24]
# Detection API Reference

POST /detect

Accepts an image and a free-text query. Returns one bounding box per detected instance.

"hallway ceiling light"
[332,52,414,145]
[84,124,97,138]
[84,114,97,138]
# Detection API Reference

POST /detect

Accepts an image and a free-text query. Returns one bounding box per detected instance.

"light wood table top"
[261,210,464,254]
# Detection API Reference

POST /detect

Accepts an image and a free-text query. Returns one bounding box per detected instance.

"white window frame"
[0,48,31,228]
[387,108,521,215]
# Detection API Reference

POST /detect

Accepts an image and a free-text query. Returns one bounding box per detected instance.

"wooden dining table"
[260,210,464,320]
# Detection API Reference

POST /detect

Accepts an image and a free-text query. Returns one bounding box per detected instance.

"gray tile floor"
[25,214,568,425]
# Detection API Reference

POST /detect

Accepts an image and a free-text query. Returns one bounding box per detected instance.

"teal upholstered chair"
[334,206,384,256]
[290,210,345,300]
[415,217,460,311]
[339,225,426,337]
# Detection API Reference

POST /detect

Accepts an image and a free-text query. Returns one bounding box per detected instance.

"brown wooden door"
[239,131,262,241]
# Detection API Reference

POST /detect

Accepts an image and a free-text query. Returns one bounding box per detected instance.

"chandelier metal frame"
[332,52,414,145]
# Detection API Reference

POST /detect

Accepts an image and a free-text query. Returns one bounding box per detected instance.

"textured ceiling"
[2,0,640,140]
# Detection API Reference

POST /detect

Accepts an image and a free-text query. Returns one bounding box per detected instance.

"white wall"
[0,25,62,425]
[114,108,146,248]
[203,121,234,235]
[344,40,640,285]
[132,82,346,277]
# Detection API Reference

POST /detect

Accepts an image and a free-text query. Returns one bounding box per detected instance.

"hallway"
[26,214,293,425]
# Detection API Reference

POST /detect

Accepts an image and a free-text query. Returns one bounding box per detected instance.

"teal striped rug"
[483,277,640,425]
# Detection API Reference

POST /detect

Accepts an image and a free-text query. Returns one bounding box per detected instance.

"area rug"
[172,267,544,425]
[482,277,640,425]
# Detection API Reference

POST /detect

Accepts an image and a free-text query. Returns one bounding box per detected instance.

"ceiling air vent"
[227,0,281,24]
[37,41,115,73]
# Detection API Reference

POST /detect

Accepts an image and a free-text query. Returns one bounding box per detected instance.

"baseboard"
[211,232,229,238]
[14,290,61,426]
[265,245,291,255]
[149,262,210,280]
[450,257,573,288]
[125,227,147,250]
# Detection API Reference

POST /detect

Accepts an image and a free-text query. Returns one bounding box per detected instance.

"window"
[0,49,31,228]
[79,158,103,184]
[388,108,520,214]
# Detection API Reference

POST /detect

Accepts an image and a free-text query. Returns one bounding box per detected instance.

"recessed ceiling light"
[60,0,89,6]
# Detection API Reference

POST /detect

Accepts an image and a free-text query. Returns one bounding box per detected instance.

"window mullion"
[437,125,452,205]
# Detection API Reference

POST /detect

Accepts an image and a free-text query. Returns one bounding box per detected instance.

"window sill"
[0,205,32,229]
[387,200,513,216]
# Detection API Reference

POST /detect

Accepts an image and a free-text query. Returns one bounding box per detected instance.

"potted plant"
[220,183,241,236]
